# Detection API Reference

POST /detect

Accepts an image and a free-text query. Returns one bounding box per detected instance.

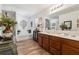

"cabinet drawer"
[62,39,79,49]
[50,47,60,55]
[38,33,43,37]
[62,44,79,55]
[43,34,49,39]
[49,36,61,42]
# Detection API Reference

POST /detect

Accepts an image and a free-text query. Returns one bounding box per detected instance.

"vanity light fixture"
[51,4,63,12]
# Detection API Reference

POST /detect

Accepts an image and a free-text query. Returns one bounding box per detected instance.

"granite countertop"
[39,30,79,41]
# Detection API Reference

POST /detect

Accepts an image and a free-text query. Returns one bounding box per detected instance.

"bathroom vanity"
[38,31,79,55]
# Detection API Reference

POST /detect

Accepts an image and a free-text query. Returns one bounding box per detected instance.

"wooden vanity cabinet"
[49,36,61,55]
[38,33,79,55]
[62,39,79,55]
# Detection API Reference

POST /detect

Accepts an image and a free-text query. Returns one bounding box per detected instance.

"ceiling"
[2,4,52,17]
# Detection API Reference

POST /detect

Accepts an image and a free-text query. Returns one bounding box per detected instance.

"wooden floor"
[16,39,50,55]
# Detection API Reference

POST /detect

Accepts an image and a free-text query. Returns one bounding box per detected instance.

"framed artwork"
[20,20,27,29]
[64,21,72,29]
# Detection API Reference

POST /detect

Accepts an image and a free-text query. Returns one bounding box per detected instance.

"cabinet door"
[38,34,43,47]
[62,44,79,55]
[42,35,49,51]
[50,36,61,50]
[49,36,61,54]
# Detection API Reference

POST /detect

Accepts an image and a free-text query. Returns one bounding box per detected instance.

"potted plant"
[60,23,67,30]
[0,14,16,33]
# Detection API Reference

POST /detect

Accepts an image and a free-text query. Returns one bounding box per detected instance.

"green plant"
[0,15,16,27]
[60,23,67,30]
[0,14,16,33]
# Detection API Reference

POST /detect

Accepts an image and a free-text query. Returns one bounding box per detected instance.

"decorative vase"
[3,26,12,33]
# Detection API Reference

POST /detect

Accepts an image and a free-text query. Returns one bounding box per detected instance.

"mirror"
[45,18,59,30]
[45,19,50,30]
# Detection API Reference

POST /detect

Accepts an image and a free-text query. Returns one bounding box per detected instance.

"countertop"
[39,30,79,41]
